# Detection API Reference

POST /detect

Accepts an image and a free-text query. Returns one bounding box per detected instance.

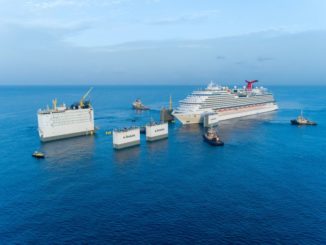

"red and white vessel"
[172,80,278,124]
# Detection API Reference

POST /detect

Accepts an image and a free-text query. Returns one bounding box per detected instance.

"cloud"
[26,0,87,9]
[257,56,274,62]
[235,61,245,65]
[1,18,95,39]
[177,43,209,49]
[26,0,130,10]
[149,10,219,25]
[0,27,325,85]
[10,18,91,30]
[216,55,226,60]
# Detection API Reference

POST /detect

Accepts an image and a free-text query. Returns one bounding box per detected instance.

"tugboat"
[132,99,149,110]
[203,127,224,146]
[291,111,317,126]
[32,151,45,159]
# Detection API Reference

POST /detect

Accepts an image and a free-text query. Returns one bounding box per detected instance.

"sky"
[0,0,325,85]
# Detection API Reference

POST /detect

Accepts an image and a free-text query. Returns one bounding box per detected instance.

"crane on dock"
[80,87,93,107]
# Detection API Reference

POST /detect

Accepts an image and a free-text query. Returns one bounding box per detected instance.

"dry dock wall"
[204,113,219,127]
[113,128,140,149]
[146,123,168,141]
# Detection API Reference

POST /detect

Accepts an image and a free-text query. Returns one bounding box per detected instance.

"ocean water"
[0,85,326,244]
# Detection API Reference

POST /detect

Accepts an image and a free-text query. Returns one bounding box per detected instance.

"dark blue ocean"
[0,85,326,244]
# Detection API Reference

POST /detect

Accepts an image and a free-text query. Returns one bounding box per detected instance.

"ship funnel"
[245,80,258,91]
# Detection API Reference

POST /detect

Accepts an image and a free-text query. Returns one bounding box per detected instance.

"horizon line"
[0,83,325,87]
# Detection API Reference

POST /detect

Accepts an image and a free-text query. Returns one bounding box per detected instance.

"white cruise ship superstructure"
[172,80,278,124]
[37,88,95,142]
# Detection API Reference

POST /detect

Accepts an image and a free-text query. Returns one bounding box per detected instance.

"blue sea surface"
[0,85,326,244]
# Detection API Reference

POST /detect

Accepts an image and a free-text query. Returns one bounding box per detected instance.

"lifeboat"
[32,151,45,159]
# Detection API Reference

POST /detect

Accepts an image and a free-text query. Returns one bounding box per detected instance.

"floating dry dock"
[146,122,168,141]
[37,88,95,142]
[113,127,140,149]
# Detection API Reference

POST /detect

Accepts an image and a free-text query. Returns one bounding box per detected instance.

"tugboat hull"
[291,120,299,125]
[132,105,149,110]
[203,135,224,146]
[291,120,317,126]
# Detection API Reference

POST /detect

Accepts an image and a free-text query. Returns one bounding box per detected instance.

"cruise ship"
[37,88,95,142]
[172,80,278,124]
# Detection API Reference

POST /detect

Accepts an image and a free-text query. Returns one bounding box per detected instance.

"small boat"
[203,127,224,146]
[132,99,150,110]
[32,151,45,159]
[291,111,317,126]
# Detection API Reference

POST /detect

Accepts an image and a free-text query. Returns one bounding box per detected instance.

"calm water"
[0,85,326,244]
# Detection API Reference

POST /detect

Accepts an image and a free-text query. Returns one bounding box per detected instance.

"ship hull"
[173,103,278,125]
[217,103,278,122]
[172,113,202,124]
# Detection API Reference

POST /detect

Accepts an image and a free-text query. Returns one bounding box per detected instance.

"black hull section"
[291,120,317,126]
[203,135,224,146]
